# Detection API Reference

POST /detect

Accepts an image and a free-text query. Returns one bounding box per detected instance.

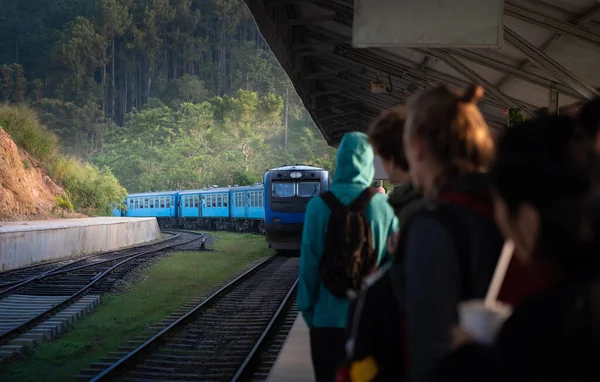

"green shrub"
[49,157,127,216]
[52,196,74,217]
[0,104,127,217]
[0,104,59,165]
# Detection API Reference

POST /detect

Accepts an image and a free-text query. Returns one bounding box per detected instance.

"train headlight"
[272,218,280,222]
[290,171,302,178]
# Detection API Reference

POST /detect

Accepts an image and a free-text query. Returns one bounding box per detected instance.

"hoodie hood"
[333,132,374,187]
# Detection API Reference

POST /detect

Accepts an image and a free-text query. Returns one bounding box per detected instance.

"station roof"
[243,0,600,145]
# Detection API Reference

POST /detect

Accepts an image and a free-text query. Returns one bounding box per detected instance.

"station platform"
[0,217,160,271]
[268,315,315,382]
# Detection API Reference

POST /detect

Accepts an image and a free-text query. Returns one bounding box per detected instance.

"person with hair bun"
[435,114,600,382]
[394,84,505,382]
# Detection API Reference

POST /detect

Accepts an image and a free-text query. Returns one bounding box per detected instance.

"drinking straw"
[484,239,515,308]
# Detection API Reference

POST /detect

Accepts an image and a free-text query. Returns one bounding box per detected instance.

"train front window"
[272,182,295,197]
[297,182,320,197]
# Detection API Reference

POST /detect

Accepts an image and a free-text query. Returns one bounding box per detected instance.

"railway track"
[0,233,179,294]
[79,256,299,382]
[0,230,205,359]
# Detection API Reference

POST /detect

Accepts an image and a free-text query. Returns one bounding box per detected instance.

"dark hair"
[405,84,495,187]
[578,97,600,139]
[491,115,597,272]
[368,107,409,171]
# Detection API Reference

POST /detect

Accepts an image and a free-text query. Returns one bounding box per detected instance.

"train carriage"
[263,165,331,251]
[230,185,265,232]
[126,191,179,227]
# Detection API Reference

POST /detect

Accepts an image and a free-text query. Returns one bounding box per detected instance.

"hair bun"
[461,84,484,104]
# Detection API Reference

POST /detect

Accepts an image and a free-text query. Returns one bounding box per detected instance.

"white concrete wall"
[0,217,160,271]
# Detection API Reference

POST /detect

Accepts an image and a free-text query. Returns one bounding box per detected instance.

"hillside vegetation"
[0,104,126,219]
[0,0,337,193]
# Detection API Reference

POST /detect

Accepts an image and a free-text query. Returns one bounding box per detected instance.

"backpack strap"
[321,191,346,215]
[321,188,378,214]
[349,188,378,212]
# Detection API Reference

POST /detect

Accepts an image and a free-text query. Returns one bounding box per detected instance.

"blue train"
[264,165,331,250]
[113,165,331,250]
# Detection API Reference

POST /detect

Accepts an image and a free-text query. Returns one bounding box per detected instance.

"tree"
[57,17,105,79]
[212,89,283,171]
[159,75,209,107]
[0,63,27,103]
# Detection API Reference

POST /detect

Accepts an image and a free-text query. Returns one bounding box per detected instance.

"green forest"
[0,0,336,197]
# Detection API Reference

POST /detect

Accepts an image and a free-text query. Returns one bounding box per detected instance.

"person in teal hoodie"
[298,131,399,382]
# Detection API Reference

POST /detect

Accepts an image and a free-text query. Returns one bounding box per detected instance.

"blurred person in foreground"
[578,96,600,153]
[435,114,600,382]
[395,84,503,382]
[368,106,423,232]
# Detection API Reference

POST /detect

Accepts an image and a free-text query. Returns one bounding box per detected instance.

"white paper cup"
[458,300,512,345]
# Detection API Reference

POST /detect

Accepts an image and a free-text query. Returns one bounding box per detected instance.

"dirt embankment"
[0,126,83,221]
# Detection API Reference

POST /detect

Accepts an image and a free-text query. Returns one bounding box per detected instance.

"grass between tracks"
[0,232,274,382]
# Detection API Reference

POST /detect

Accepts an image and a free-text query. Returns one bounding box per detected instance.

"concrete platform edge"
[0,217,160,271]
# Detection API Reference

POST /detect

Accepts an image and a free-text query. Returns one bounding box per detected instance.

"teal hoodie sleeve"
[298,198,323,328]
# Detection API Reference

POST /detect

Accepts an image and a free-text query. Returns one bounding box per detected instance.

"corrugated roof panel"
[539,0,598,15]
[504,15,557,47]
[544,36,600,86]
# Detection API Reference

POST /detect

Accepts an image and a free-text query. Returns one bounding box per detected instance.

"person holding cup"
[435,115,600,381]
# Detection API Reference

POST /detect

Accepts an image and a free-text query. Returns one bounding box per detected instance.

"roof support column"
[548,87,559,115]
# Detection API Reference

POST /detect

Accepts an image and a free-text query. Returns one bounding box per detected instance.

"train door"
[177,196,182,218]
[244,192,249,218]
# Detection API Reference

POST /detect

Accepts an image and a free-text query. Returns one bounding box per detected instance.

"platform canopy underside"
[243,0,600,145]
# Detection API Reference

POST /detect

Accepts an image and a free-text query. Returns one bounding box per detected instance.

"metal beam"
[319,110,359,121]
[286,15,334,26]
[496,3,600,89]
[314,99,360,111]
[301,70,343,79]
[504,2,600,48]
[273,0,316,5]
[419,49,536,117]
[330,88,396,110]
[418,57,431,71]
[293,50,334,58]
[324,99,381,117]
[323,112,374,127]
[442,49,584,100]
[504,27,599,99]
[308,88,345,98]
[293,39,348,51]
[548,87,559,114]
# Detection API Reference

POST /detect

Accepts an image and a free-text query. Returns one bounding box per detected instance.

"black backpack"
[319,188,378,298]
[346,203,476,381]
